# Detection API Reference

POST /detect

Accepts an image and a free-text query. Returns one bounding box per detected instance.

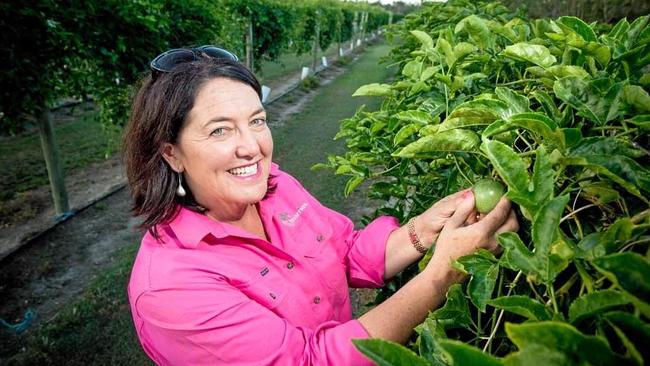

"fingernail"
[462,190,473,200]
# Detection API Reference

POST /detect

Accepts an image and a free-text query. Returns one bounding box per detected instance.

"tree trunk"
[245,17,254,70]
[37,102,70,216]
[311,10,321,72]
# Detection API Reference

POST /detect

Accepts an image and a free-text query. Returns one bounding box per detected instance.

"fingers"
[446,190,476,229]
[464,208,479,226]
[476,197,512,235]
[432,189,471,218]
[495,210,519,234]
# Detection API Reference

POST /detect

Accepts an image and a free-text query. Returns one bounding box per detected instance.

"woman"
[123,46,518,365]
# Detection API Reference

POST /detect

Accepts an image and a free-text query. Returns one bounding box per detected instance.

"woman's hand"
[411,189,472,248]
[424,191,518,278]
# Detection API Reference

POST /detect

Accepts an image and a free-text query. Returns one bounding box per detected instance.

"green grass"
[257,43,342,85]
[0,106,120,201]
[0,42,395,365]
[271,43,396,211]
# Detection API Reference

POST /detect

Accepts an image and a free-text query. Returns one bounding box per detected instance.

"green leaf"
[438,110,499,132]
[625,114,650,131]
[352,339,430,366]
[455,15,493,49]
[481,139,530,194]
[531,146,554,204]
[592,252,650,317]
[353,83,393,97]
[393,123,421,146]
[344,176,364,197]
[416,319,449,366]
[570,137,644,158]
[438,339,503,366]
[545,65,590,79]
[553,77,622,125]
[395,129,480,158]
[487,295,552,321]
[411,30,434,49]
[502,43,557,68]
[495,87,530,114]
[503,321,630,366]
[508,112,561,147]
[604,311,650,365]
[623,85,650,113]
[532,195,569,258]
[429,284,472,330]
[436,37,455,67]
[453,42,478,63]
[568,290,631,323]
[395,110,433,125]
[531,91,561,122]
[560,157,649,202]
[558,16,598,42]
[454,250,499,312]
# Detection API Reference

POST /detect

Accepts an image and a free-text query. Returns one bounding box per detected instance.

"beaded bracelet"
[407,218,428,254]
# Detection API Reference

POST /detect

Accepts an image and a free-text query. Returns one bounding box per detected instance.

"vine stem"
[548,283,559,313]
[482,270,523,353]
[559,203,597,224]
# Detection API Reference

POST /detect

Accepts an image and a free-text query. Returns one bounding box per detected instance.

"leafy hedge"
[0,0,389,135]
[319,0,650,364]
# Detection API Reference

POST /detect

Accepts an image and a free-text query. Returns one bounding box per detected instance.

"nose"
[235,126,261,158]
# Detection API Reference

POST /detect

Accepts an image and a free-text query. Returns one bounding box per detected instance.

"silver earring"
[176,172,186,197]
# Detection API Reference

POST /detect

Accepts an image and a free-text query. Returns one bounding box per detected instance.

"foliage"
[320,0,650,363]
[0,0,390,135]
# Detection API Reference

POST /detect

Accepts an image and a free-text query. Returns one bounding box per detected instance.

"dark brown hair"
[123,58,273,237]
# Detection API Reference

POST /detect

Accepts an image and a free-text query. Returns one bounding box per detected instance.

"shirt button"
[316,235,324,242]
[286,262,295,269]
[313,296,321,304]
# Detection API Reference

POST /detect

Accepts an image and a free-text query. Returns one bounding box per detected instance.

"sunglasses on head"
[149,45,239,79]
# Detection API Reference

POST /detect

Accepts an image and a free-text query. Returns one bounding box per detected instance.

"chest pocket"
[239,264,287,310]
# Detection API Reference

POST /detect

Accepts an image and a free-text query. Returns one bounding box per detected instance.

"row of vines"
[0,0,390,215]
[319,0,650,364]
[1,0,391,134]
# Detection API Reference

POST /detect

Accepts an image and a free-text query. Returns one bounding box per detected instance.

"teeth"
[228,163,258,177]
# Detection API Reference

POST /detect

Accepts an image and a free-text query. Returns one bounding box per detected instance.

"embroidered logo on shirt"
[277,203,308,227]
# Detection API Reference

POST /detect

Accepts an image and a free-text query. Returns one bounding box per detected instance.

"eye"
[210,127,229,136]
[251,118,267,127]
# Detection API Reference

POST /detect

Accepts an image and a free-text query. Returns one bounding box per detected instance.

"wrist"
[413,215,439,248]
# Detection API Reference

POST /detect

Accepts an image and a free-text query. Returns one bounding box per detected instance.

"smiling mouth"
[227,162,258,177]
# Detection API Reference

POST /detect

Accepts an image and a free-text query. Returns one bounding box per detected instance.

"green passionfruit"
[472,179,505,214]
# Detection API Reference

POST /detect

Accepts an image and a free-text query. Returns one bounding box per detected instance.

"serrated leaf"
[558,16,598,42]
[438,339,503,366]
[411,30,434,49]
[503,321,630,366]
[592,252,650,317]
[495,87,530,114]
[395,110,433,125]
[353,83,393,97]
[344,176,364,197]
[532,146,554,204]
[429,284,472,330]
[623,85,650,113]
[481,139,530,194]
[568,290,630,323]
[488,295,552,321]
[393,123,421,146]
[553,77,623,125]
[502,43,557,68]
[454,250,499,312]
[395,129,480,158]
[604,311,650,364]
[352,338,430,366]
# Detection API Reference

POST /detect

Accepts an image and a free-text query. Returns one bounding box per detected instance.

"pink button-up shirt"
[128,163,400,365]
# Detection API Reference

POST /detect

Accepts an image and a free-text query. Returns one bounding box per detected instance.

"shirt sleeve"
[134,281,375,366]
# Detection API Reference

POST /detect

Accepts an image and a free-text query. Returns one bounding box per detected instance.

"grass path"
[1,43,395,365]
[272,43,394,212]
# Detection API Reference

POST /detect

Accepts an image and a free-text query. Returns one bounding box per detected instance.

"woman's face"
[162,77,273,216]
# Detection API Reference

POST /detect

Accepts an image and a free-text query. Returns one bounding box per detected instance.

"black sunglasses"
[149,45,239,79]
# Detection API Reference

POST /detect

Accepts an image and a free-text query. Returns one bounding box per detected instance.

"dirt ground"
[0,53,377,331]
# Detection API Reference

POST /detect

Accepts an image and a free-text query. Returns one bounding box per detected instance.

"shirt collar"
[164,162,281,249]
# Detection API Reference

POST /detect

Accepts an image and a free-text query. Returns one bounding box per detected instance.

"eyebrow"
[203,107,266,127]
